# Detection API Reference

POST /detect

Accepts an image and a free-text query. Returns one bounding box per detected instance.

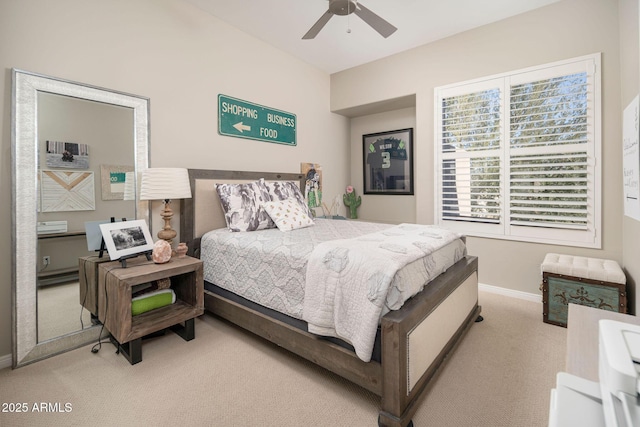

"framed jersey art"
[363,128,413,195]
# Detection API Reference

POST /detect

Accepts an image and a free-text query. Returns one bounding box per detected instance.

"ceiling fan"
[302,0,397,40]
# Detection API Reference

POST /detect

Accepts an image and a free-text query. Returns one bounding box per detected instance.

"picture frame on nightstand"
[99,219,154,261]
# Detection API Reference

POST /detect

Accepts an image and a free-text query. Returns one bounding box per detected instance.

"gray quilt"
[201,219,466,324]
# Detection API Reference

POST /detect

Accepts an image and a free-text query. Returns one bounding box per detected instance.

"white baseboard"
[479,282,541,304]
[0,353,12,370]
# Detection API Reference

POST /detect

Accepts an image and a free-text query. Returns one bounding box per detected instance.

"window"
[435,54,601,248]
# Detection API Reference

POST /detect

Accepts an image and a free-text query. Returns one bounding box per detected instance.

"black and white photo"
[99,219,154,260]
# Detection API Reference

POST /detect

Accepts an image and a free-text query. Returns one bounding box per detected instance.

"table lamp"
[139,168,192,245]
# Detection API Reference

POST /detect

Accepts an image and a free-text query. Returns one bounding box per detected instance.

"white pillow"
[263,198,315,232]
[265,181,314,218]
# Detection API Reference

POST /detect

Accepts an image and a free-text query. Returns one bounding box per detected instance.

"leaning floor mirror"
[11,69,149,367]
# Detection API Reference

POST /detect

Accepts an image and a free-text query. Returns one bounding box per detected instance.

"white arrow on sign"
[233,122,251,133]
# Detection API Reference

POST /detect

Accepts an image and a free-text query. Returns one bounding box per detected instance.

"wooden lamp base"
[157,199,177,245]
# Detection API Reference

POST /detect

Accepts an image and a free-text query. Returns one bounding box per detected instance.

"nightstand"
[79,255,112,322]
[97,255,204,364]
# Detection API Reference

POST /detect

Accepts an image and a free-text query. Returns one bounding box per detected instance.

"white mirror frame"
[11,69,150,367]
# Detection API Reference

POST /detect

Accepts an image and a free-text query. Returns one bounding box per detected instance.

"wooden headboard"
[179,169,305,253]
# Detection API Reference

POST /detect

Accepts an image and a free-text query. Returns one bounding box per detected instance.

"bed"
[180,169,481,427]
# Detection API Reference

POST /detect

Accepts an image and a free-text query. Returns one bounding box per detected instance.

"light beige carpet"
[37,281,92,342]
[0,290,566,427]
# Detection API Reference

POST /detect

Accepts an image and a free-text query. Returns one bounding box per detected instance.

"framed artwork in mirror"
[100,164,134,200]
[40,170,96,212]
[362,128,413,195]
[45,141,89,169]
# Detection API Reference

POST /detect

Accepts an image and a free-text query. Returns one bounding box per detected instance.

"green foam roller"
[131,289,175,316]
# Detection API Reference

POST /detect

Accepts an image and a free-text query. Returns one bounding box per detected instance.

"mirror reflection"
[36,92,135,342]
[12,68,149,368]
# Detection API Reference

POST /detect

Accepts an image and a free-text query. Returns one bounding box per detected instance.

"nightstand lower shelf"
[129,300,200,341]
[98,255,204,364]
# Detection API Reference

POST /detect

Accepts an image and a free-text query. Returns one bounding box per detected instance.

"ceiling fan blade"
[354,3,397,38]
[302,10,334,39]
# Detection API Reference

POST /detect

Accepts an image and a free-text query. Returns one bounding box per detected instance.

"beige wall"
[0,0,349,359]
[333,0,627,299]
[620,0,640,314]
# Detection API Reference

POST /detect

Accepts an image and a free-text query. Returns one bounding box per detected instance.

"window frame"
[434,53,601,249]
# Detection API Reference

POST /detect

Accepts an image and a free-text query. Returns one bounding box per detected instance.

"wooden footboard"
[204,255,479,427]
[379,256,479,427]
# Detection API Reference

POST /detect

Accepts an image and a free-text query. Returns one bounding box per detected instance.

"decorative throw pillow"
[265,181,314,218]
[263,198,315,232]
[215,179,275,232]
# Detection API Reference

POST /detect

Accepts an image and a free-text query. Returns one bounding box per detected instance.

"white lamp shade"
[139,168,192,201]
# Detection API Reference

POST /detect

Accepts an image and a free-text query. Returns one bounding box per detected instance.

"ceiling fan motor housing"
[329,0,358,16]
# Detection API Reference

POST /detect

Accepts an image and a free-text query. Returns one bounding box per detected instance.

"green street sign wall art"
[218,94,297,146]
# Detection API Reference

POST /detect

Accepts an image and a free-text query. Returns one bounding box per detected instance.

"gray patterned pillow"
[216,179,275,232]
[266,181,314,218]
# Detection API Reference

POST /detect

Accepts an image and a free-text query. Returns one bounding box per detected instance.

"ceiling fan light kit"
[302,0,397,40]
[329,0,357,15]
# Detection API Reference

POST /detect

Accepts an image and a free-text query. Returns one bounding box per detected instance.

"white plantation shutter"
[435,54,600,248]
[442,156,501,223]
[440,84,502,228]
[509,152,588,229]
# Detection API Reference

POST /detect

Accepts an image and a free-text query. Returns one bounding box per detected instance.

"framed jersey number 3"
[363,128,413,195]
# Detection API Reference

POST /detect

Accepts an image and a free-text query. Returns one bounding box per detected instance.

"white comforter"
[302,224,462,362]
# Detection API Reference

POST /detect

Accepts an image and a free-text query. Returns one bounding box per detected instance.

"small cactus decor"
[343,185,361,219]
